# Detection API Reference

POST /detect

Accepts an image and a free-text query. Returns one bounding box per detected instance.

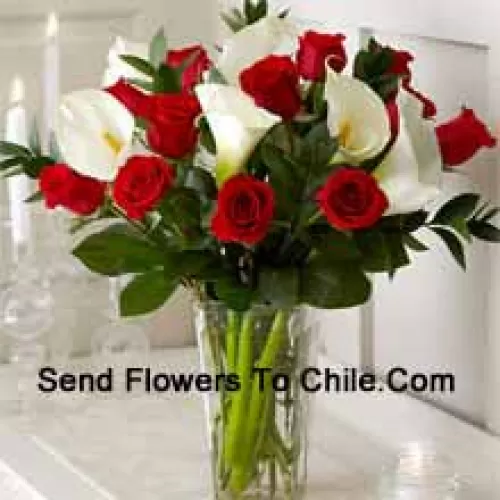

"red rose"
[146,93,201,159]
[387,48,436,119]
[317,168,388,230]
[436,108,497,167]
[113,155,175,220]
[39,164,106,216]
[297,31,347,81]
[105,79,151,118]
[387,49,413,79]
[211,175,275,245]
[166,45,211,91]
[240,55,301,120]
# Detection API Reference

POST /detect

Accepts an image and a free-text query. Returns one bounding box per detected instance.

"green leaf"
[302,122,338,169]
[245,0,267,24]
[120,55,156,78]
[24,156,54,178]
[2,166,24,178]
[258,268,299,307]
[220,10,247,33]
[72,224,164,276]
[199,116,217,154]
[432,227,466,270]
[468,220,500,243]
[403,234,428,252]
[478,206,500,223]
[300,261,372,309]
[120,270,177,317]
[25,191,44,203]
[0,141,32,159]
[355,230,410,276]
[433,193,480,225]
[149,27,167,69]
[215,277,254,312]
[153,64,181,93]
[29,119,42,156]
[0,157,21,171]
[159,187,202,245]
[126,78,155,92]
[309,229,361,262]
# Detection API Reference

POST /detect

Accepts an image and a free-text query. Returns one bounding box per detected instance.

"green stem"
[226,311,240,375]
[229,310,288,493]
[223,312,254,470]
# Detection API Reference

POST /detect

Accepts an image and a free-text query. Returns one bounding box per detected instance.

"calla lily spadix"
[218,15,296,85]
[102,37,149,87]
[325,66,391,164]
[55,89,134,182]
[374,90,442,215]
[195,83,281,186]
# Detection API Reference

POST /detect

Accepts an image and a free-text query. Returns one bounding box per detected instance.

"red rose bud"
[39,164,106,216]
[387,49,413,79]
[297,31,347,81]
[146,92,201,159]
[317,167,388,231]
[113,155,175,220]
[386,99,400,142]
[105,79,151,119]
[404,83,437,119]
[240,55,301,120]
[436,108,497,167]
[211,174,275,245]
[166,45,211,91]
[387,48,437,119]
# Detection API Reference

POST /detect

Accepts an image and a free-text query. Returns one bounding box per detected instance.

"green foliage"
[221,0,268,32]
[120,55,156,77]
[354,38,400,101]
[355,229,411,278]
[0,139,55,179]
[72,224,164,276]
[258,268,299,307]
[431,227,466,270]
[432,193,480,225]
[149,28,167,69]
[120,270,177,316]
[300,259,372,309]
[153,64,181,93]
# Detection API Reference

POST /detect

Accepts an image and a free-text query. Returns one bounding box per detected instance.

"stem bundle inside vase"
[197,303,311,500]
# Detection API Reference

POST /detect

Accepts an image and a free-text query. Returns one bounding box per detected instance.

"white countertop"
[0,348,499,499]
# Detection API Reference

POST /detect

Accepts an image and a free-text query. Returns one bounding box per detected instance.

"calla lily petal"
[195,84,280,185]
[325,67,391,163]
[102,37,149,87]
[55,89,134,181]
[218,16,296,85]
[374,90,442,215]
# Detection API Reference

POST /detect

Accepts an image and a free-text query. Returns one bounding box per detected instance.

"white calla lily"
[325,66,391,163]
[374,90,442,215]
[55,89,134,181]
[102,36,149,87]
[218,15,296,85]
[195,83,281,185]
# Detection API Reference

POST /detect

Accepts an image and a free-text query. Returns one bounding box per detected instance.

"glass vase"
[195,301,316,500]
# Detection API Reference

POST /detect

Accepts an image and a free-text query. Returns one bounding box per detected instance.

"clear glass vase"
[195,301,316,500]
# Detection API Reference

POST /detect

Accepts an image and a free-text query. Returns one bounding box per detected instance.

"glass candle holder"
[377,442,460,500]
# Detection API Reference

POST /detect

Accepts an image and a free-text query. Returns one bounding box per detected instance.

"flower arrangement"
[1,0,500,497]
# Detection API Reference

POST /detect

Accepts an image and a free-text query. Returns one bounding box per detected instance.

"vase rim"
[193,299,303,313]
